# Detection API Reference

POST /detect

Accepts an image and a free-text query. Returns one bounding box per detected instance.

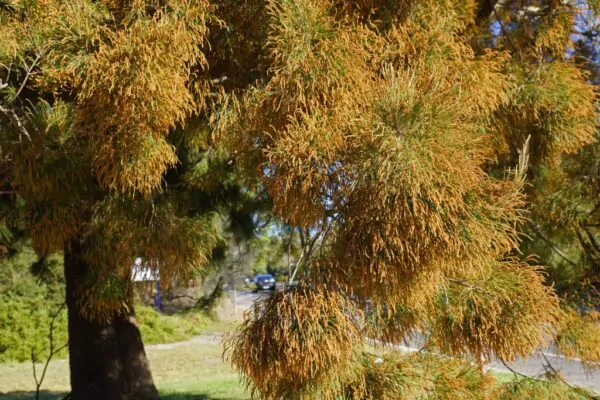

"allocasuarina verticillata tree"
[1,0,599,399]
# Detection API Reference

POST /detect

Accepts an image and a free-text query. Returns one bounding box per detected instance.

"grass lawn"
[0,334,248,400]
[0,337,529,400]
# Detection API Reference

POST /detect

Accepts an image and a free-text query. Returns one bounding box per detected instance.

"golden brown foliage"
[224,284,360,400]
[76,4,211,194]
[8,100,92,254]
[343,353,416,400]
[494,62,597,165]
[77,196,218,320]
[556,308,600,368]
[344,352,497,400]
[431,260,560,361]
[218,2,598,396]
[2,0,599,397]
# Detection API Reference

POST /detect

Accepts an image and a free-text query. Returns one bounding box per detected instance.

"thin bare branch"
[540,352,600,400]
[286,227,295,285]
[448,278,493,295]
[499,357,531,380]
[32,302,68,400]
[529,221,578,266]
[14,53,41,101]
[0,105,31,141]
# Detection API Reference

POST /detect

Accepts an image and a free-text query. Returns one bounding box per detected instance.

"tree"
[0,1,234,399]
[1,1,599,400]
[219,0,600,399]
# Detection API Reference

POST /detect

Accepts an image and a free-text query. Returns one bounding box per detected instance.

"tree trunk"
[64,240,160,400]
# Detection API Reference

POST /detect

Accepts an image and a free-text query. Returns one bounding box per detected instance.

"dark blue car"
[253,274,276,292]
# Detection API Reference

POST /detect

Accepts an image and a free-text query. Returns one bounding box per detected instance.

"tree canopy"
[1,0,599,399]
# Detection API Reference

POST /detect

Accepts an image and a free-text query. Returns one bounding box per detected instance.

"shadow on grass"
[0,391,67,400]
[0,392,237,400]
[161,395,236,400]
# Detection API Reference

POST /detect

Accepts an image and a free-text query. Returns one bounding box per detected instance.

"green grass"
[491,370,521,384]
[0,333,249,400]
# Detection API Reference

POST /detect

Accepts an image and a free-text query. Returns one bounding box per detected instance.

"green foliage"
[136,306,213,345]
[0,245,66,363]
[495,377,593,400]
[0,244,213,362]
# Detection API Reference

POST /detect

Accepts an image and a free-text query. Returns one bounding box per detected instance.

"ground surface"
[0,297,248,400]
[0,291,598,398]
[0,333,248,400]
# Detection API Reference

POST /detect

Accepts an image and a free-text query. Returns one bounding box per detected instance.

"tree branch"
[499,357,531,380]
[32,302,68,400]
[539,352,600,400]
[448,278,493,295]
[286,227,295,285]
[529,221,578,266]
[0,105,31,141]
[14,53,41,101]
[0,53,41,142]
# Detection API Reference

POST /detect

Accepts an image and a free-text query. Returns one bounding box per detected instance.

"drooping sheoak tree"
[220,0,600,399]
[1,0,600,399]
[0,1,229,399]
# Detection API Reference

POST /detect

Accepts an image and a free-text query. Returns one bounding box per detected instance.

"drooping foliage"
[221,0,600,398]
[495,376,595,400]
[225,284,360,400]
[0,0,236,320]
[1,0,600,398]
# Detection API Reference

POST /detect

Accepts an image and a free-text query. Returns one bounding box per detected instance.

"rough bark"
[64,239,160,400]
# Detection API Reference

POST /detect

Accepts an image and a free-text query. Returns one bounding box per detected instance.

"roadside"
[1,291,597,399]
[229,290,600,394]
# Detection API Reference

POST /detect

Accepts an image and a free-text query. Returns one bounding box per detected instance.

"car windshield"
[255,274,274,280]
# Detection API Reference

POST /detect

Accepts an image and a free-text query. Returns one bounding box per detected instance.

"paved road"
[228,290,600,393]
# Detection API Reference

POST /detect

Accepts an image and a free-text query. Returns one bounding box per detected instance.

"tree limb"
[499,357,531,380]
[540,352,600,400]
[14,53,41,101]
[0,105,31,141]
[529,221,578,267]
[448,278,493,295]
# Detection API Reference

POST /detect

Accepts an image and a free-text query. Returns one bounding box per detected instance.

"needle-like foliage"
[555,308,600,368]
[495,377,595,400]
[2,0,599,398]
[431,260,560,362]
[224,283,360,400]
[221,0,598,398]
